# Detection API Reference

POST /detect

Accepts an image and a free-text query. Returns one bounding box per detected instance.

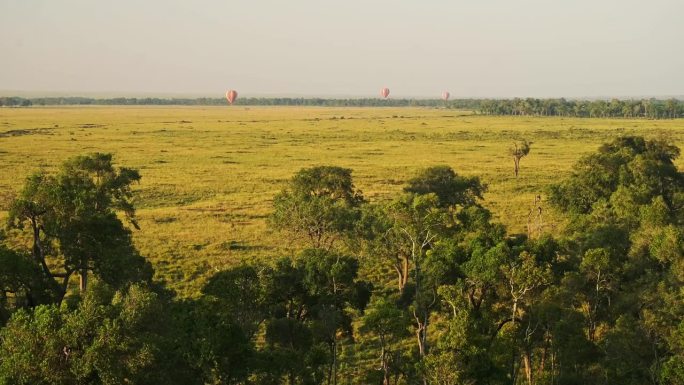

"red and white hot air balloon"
[442,91,450,101]
[225,90,238,105]
[380,87,390,99]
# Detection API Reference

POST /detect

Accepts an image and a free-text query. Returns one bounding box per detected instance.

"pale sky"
[1,0,682,98]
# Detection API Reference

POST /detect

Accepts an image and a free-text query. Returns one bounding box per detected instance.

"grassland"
[1,106,683,295]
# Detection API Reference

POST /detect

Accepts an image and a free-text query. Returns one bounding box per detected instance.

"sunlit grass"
[2,106,683,295]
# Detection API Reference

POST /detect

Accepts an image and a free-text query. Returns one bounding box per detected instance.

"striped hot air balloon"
[380,87,390,99]
[442,91,450,101]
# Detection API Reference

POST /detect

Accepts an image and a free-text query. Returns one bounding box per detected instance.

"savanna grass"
[1,106,683,295]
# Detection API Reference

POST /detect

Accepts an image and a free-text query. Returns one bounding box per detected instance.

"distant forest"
[1,96,683,119]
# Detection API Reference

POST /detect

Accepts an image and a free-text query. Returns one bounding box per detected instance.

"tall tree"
[403,165,486,209]
[549,136,684,383]
[7,153,151,299]
[270,166,364,250]
[360,297,410,385]
[201,264,268,340]
[300,249,371,385]
[0,244,59,322]
[0,283,169,385]
[509,140,531,177]
[385,193,447,358]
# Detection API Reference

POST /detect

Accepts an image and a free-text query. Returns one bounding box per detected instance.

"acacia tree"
[355,166,486,294]
[300,249,371,385]
[385,193,447,358]
[501,251,551,385]
[252,257,322,385]
[0,244,58,323]
[167,297,254,385]
[270,166,364,250]
[0,283,167,385]
[354,165,490,380]
[255,252,370,385]
[509,140,531,177]
[576,248,614,342]
[403,165,485,209]
[548,136,684,383]
[360,297,410,385]
[354,204,412,293]
[7,153,151,299]
[201,264,267,340]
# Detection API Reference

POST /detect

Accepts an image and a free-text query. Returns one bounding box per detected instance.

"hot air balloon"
[226,90,238,105]
[380,87,390,99]
[442,91,450,101]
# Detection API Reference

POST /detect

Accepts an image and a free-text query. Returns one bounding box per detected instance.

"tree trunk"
[31,218,43,262]
[523,350,533,385]
[413,253,428,357]
[394,265,404,292]
[332,341,337,385]
[401,256,409,289]
[60,270,74,300]
[380,335,390,385]
[537,334,548,380]
[415,316,426,357]
[510,299,519,385]
[30,218,52,279]
[422,310,429,356]
[514,157,520,177]
[79,266,88,292]
[327,341,337,385]
[511,347,519,385]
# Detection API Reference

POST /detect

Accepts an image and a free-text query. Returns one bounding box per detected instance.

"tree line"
[0,96,479,108]
[1,96,683,119]
[479,98,684,119]
[0,136,683,384]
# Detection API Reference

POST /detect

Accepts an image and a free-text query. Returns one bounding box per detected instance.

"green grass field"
[2,106,683,295]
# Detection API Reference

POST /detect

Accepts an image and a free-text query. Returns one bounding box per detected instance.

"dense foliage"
[479,98,684,119]
[0,135,682,384]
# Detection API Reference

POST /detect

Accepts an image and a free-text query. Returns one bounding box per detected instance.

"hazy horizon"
[2,0,682,99]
